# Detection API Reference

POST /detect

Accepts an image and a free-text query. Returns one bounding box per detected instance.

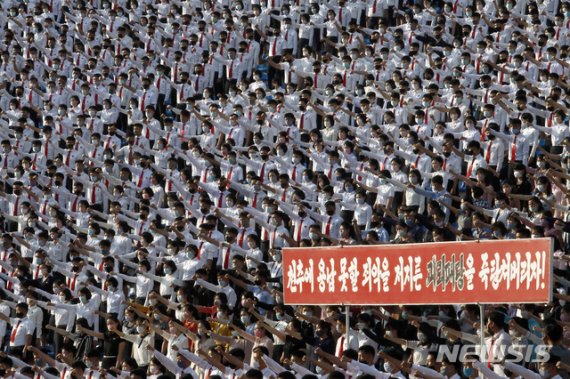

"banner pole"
[479,303,485,361]
[345,305,349,353]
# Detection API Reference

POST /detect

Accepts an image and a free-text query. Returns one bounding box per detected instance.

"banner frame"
[282,238,554,306]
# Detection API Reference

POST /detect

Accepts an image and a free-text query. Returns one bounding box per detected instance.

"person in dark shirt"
[73,318,94,362]
[314,320,336,354]
[190,269,212,306]
[76,315,125,369]
[511,164,533,210]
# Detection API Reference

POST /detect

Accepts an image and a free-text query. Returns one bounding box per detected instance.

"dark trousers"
[6,221,18,233]
[102,356,117,370]
[367,16,380,29]
[298,38,309,57]
[212,72,223,97]
[269,10,280,28]
[156,93,166,115]
[393,191,404,213]
[312,29,323,54]
[170,88,177,107]
[326,36,338,55]
[386,7,396,26]
[54,323,66,355]
[359,10,366,26]
[9,345,29,362]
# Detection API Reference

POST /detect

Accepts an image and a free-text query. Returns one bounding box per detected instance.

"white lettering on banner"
[464,253,476,290]
[480,253,490,289]
[317,258,337,293]
[338,257,359,292]
[394,256,423,291]
[362,257,390,292]
[425,253,465,292]
[286,259,315,293]
[479,251,547,291]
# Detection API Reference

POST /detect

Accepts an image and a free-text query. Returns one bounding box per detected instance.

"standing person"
[0,303,34,361]
[76,315,126,369]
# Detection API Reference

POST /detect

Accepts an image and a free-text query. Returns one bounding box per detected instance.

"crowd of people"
[0,0,568,378]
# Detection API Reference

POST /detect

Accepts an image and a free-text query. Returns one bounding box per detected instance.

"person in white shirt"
[346,346,407,379]
[24,293,43,344]
[116,318,155,367]
[0,302,34,359]
[489,119,529,176]
[484,311,512,377]
[452,140,488,180]
[195,271,238,309]
[116,260,154,304]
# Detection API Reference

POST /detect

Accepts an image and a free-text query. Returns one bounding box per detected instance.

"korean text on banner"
[283,238,552,305]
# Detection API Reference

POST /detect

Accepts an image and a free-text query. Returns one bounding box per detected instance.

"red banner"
[283,239,552,305]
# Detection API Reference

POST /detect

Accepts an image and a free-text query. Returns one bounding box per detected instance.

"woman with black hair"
[260,317,305,363]
[314,319,337,355]
[76,315,126,369]
[116,259,154,305]
[511,164,533,210]
[332,221,357,245]
[56,286,99,328]
[74,317,95,361]
[143,260,185,300]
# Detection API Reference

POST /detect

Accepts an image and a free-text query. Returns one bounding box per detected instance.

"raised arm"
[76,323,104,340]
